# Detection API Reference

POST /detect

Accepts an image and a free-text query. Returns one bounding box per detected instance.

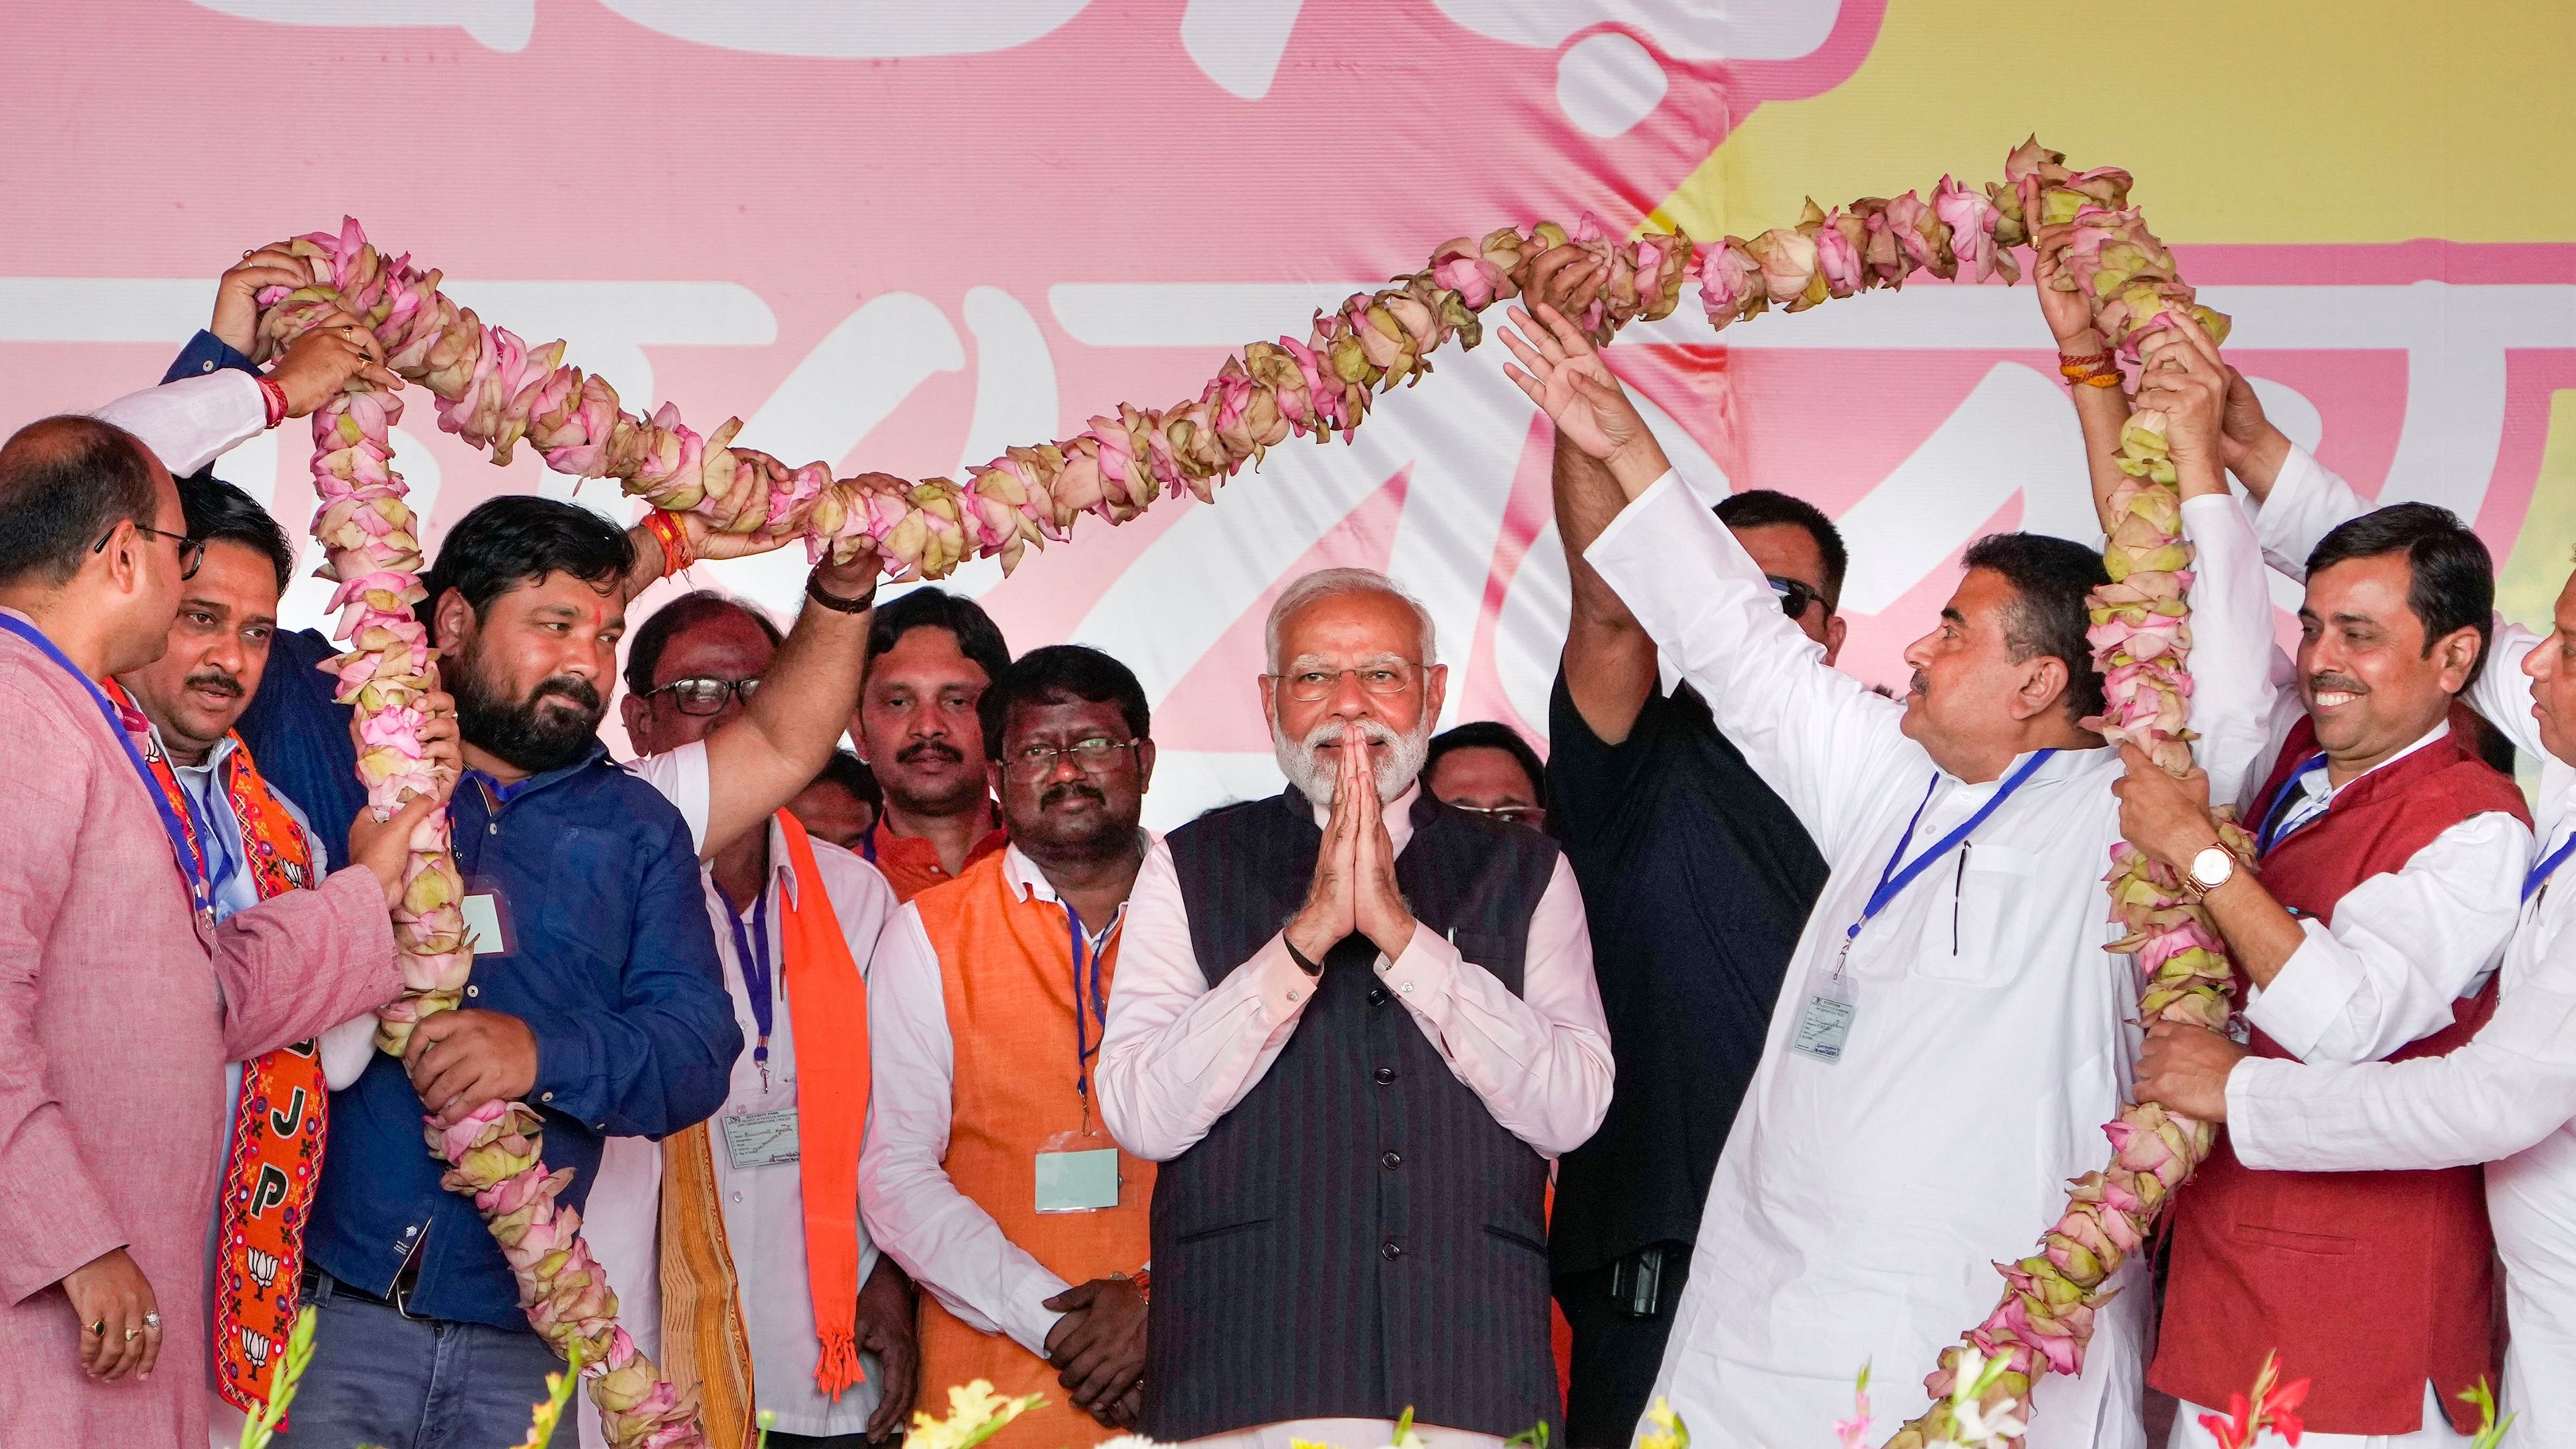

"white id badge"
[1034,1128,1121,1213]
[721,1108,800,1169]
[460,892,510,956]
[1788,956,1859,1065]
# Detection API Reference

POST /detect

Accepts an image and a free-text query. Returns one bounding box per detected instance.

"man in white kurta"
[580,573,903,1448]
[2134,436,2576,1442]
[1493,304,2275,1447]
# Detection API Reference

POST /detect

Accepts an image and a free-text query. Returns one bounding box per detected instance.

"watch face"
[2191,847,2233,887]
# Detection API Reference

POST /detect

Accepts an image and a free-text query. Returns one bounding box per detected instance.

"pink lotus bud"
[1934,176,2005,283]
[1694,239,1764,327]
[1744,228,1823,308]
[1811,214,1865,298]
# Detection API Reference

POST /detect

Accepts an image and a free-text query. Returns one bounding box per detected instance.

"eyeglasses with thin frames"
[1006,736,1143,781]
[647,675,762,716]
[95,520,204,580]
[1447,802,1541,825]
[1268,663,1423,704]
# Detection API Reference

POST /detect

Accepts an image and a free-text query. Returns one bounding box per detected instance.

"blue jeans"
[271,1271,565,1449]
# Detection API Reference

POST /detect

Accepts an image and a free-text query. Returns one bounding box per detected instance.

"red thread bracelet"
[644,509,693,577]
[257,376,288,429]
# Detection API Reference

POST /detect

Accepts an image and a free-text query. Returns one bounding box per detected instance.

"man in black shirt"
[1533,258,1838,1449]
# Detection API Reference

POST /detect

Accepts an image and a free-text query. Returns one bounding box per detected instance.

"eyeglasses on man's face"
[1005,735,1143,781]
[1767,574,1827,620]
[648,675,761,716]
[1270,663,1423,704]
[1447,802,1541,825]
[95,520,204,581]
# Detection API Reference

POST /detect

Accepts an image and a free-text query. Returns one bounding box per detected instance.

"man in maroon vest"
[2114,501,2533,1443]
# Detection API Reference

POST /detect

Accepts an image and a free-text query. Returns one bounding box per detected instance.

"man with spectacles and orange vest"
[862,644,1167,1448]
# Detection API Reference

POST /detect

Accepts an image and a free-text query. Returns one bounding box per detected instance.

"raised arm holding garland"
[229,136,2271,1446]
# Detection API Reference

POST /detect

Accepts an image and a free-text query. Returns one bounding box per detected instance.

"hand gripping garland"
[253,136,2234,1448]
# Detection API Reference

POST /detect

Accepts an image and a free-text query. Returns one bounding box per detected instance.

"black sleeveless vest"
[1142,787,1564,1441]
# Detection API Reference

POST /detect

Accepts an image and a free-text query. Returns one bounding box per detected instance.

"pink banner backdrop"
[7,2,2574,827]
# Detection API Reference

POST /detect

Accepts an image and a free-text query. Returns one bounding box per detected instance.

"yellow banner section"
[1660,0,2576,245]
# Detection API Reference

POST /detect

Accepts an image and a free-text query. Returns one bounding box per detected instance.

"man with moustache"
[104,477,466,1445]
[2056,403,2529,1443]
[2130,518,2576,1442]
[848,589,1013,902]
[0,369,427,1446]
[1097,567,1614,1449]
[268,497,743,1448]
[598,585,922,1449]
[862,645,1167,1449]
[160,248,842,871]
[1496,300,2283,1446]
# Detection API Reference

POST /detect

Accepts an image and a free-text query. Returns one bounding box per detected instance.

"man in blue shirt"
[160,250,783,863]
[273,496,741,1448]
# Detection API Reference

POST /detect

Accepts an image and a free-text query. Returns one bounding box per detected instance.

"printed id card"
[1035,1128,1121,1213]
[721,1108,801,1169]
[460,891,514,956]
[1788,958,1859,1065]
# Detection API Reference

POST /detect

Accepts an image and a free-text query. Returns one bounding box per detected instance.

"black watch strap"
[805,567,876,614]
[1285,938,1324,977]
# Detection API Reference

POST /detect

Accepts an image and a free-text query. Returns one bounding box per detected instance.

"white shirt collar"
[2295,719,2454,803]
[1003,832,1155,906]
[1936,743,2096,797]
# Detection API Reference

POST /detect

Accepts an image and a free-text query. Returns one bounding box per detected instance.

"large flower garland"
[253,136,2234,1448]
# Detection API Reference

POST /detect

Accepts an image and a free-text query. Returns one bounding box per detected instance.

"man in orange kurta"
[861,646,1160,1449]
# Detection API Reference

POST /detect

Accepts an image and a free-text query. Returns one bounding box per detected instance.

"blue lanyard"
[0,614,211,923]
[727,890,775,1080]
[2255,752,2330,857]
[1067,904,1117,1101]
[2528,830,2576,905]
[1848,749,2057,945]
[175,765,243,909]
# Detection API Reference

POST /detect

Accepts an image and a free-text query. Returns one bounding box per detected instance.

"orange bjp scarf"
[104,681,326,1413]
[660,810,875,1446]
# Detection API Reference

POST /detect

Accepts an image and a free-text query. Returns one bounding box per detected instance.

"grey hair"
[1264,566,1438,672]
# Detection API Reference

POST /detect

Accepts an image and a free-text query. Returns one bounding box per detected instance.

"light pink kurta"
[0,618,401,1446]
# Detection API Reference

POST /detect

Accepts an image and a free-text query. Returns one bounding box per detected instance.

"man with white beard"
[1098,566,1614,1448]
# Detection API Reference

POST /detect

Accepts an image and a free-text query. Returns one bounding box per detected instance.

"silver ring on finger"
[142,1311,160,1329]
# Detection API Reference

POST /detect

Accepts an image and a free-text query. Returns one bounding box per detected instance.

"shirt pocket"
[535,827,631,980]
[1911,841,2038,988]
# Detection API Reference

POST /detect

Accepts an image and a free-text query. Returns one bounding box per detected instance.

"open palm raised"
[1499,303,1669,485]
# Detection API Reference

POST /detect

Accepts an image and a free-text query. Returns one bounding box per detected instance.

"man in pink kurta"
[0,359,409,1446]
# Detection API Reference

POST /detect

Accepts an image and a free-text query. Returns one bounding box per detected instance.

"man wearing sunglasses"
[861,645,1165,1448]
[1424,720,1551,833]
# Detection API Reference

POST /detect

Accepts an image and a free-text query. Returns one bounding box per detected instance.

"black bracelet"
[1285,938,1324,976]
[805,568,876,614]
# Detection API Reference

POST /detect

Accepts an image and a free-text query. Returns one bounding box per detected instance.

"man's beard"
[1272,714,1430,806]
[450,642,606,776]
